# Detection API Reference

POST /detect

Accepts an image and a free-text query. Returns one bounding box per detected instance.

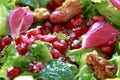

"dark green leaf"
[40,60,74,80]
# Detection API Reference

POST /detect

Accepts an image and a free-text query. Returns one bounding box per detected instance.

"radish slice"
[8,8,33,38]
[82,21,119,49]
[110,0,120,10]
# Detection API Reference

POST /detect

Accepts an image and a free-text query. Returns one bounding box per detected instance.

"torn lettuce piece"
[29,40,53,63]
[0,0,16,10]
[94,0,120,27]
[109,56,120,78]
[66,48,96,80]
[80,0,99,21]
[39,60,75,80]
[0,2,10,36]
[66,48,93,61]
[0,44,19,80]
[0,43,40,80]
[109,42,120,78]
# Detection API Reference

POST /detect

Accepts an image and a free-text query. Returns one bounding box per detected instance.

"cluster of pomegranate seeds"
[28,62,44,73]
[7,66,21,80]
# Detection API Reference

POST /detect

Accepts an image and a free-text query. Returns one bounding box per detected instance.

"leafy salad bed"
[0,0,120,80]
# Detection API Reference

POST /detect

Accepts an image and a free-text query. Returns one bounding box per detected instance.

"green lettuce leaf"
[0,2,10,36]
[109,41,120,78]
[29,40,53,63]
[0,0,16,10]
[0,44,18,80]
[94,0,120,27]
[66,48,96,80]
[0,43,39,79]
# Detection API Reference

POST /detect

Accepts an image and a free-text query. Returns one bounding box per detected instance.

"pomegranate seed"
[7,66,21,80]
[43,21,53,33]
[70,29,82,39]
[2,36,12,45]
[70,40,81,49]
[47,1,58,11]
[99,45,115,57]
[0,36,12,49]
[51,49,61,59]
[54,25,64,32]
[38,28,44,35]
[52,41,67,54]
[66,15,83,29]
[29,36,35,44]
[60,40,67,47]
[0,41,6,49]
[28,62,44,73]
[87,15,105,27]
[0,47,2,52]
[27,28,40,37]
[70,26,88,39]
[15,35,31,45]
[34,34,43,40]
[41,35,58,43]
[65,38,73,46]
[17,43,28,55]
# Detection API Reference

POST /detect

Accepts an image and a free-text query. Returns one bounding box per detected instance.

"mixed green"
[0,0,120,80]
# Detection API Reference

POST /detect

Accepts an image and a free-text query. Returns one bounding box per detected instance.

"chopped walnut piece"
[21,6,50,22]
[86,54,117,80]
[50,0,83,23]
[32,8,50,22]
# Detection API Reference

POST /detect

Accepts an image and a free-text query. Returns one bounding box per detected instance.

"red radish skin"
[8,8,33,38]
[82,21,119,49]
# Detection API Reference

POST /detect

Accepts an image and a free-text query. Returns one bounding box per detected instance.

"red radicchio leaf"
[8,7,33,38]
[82,21,120,49]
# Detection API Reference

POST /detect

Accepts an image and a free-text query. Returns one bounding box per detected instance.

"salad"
[0,0,120,80]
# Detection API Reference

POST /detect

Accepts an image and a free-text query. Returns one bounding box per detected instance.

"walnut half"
[86,53,117,80]
[33,8,50,22]
[50,0,83,23]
